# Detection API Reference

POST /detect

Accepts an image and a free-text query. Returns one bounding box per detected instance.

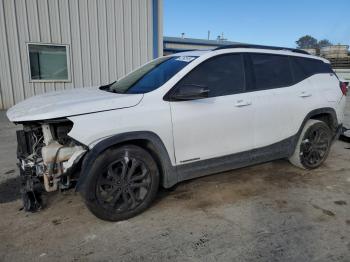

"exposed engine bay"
[16,119,86,211]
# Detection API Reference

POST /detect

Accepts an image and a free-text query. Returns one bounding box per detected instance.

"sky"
[163,0,350,48]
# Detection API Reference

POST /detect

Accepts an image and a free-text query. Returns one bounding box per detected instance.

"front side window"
[109,56,197,94]
[175,54,245,98]
[28,43,70,81]
[248,53,293,91]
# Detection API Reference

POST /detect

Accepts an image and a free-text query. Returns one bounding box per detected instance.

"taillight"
[340,82,348,96]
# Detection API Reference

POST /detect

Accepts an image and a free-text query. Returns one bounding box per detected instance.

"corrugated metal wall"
[0,0,162,109]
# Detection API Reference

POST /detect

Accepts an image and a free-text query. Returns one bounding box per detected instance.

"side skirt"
[176,136,295,183]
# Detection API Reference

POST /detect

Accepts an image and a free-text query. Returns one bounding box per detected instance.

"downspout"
[152,0,163,58]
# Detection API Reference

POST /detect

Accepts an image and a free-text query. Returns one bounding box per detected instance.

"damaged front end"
[16,119,87,211]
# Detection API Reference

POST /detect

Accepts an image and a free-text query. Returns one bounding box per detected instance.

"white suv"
[7,44,347,221]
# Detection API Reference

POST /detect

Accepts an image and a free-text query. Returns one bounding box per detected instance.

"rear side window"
[247,54,293,91]
[176,54,245,97]
[290,57,333,83]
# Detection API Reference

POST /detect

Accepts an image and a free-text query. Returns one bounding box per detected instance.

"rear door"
[244,53,301,152]
[168,53,254,164]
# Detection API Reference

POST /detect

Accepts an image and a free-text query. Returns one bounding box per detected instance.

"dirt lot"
[0,102,350,261]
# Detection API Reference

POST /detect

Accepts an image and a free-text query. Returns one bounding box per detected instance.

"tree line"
[296,35,332,49]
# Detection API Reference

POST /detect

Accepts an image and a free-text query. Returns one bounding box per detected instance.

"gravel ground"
[0,98,349,262]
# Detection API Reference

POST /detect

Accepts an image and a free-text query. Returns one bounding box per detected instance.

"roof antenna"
[181,32,185,39]
[207,30,210,40]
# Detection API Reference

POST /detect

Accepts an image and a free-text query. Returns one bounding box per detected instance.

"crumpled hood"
[7,86,143,122]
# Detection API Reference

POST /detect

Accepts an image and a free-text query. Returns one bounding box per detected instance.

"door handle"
[299,92,312,98]
[235,100,252,107]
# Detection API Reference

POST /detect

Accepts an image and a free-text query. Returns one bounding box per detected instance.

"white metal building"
[0,0,163,109]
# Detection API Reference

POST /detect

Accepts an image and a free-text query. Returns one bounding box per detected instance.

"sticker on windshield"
[175,56,196,62]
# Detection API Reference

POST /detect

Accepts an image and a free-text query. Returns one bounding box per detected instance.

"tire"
[83,145,159,221]
[289,120,332,169]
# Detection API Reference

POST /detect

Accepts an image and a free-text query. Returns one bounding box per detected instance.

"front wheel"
[83,145,159,221]
[289,120,332,169]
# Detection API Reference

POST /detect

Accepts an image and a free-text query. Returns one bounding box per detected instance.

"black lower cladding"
[177,135,296,182]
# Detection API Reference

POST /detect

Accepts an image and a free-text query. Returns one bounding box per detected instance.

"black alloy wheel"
[96,157,151,211]
[83,145,159,221]
[300,123,332,168]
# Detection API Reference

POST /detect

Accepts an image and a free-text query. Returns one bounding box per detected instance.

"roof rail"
[214,44,309,55]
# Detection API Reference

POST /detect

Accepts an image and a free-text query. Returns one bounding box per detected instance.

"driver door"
[168,54,254,165]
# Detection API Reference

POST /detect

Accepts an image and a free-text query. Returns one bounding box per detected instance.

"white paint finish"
[67,94,176,165]
[7,87,143,122]
[336,96,347,124]
[0,0,158,109]
[309,73,346,123]
[170,94,254,163]
[251,84,306,149]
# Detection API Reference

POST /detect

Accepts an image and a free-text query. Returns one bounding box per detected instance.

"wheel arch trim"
[75,131,177,192]
[290,107,339,155]
[303,107,338,130]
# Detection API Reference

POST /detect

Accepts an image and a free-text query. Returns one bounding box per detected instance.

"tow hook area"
[19,164,43,212]
[22,191,42,212]
[16,121,87,212]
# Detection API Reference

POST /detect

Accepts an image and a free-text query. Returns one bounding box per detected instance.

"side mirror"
[171,84,209,101]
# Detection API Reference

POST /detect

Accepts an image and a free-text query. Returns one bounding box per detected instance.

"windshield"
[108,56,197,94]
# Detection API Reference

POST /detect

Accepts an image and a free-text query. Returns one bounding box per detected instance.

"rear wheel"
[289,120,332,169]
[83,145,159,221]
